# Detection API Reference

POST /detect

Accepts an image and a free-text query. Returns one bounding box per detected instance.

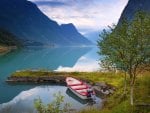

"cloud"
[32,1,68,7]
[29,0,129,33]
[53,47,101,72]
[55,55,101,72]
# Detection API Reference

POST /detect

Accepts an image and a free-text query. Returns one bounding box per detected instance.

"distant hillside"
[60,23,93,46]
[0,0,92,46]
[0,29,21,46]
[84,31,100,44]
[118,0,150,24]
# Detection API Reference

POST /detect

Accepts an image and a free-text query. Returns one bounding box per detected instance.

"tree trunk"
[124,72,127,95]
[129,73,135,106]
[130,84,134,106]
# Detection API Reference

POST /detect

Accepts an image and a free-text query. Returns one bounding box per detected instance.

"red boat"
[66,77,95,99]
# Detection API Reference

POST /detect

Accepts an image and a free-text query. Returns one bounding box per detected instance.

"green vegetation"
[11,70,124,87]
[79,72,150,113]
[9,11,150,112]
[0,28,21,46]
[0,28,22,53]
[10,12,150,112]
[34,92,71,113]
[97,11,150,105]
[11,70,150,113]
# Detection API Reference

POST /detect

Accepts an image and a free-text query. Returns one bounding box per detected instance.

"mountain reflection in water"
[0,47,100,104]
[0,86,102,113]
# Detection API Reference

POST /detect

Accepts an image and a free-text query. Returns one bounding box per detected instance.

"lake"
[0,46,102,112]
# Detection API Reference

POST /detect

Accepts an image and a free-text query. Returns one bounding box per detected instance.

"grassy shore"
[0,45,17,54]
[78,71,150,113]
[10,70,150,113]
[11,70,124,86]
[0,46,10,53]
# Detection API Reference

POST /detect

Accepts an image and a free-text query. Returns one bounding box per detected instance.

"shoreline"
[6,70,117,97]
[0,46,17,54]
[6,75,66,85]
[5,70,150,113]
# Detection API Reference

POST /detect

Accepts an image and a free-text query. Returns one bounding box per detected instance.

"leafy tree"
[97,11,150,105]
[34,92,71,113]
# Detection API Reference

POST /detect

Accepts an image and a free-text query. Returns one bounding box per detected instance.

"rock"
[92,82,115,96]
[6,76,66,85]
[101,90,109,95]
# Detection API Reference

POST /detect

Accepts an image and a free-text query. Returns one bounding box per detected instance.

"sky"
[29,0,129,34]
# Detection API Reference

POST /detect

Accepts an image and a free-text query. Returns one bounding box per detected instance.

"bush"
[34,92,71,113]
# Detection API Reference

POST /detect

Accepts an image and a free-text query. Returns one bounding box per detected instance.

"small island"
[7,70,117,96]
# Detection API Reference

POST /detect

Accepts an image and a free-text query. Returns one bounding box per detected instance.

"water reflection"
[66,88,96,105]
[55,47,100,72]
[0,47,92,70]
[0,47,93,103]
[0,86,102,113]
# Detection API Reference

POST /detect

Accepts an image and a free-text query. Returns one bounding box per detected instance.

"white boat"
[66,77,95,99]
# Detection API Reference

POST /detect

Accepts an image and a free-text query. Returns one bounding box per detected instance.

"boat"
[66,77,95,99]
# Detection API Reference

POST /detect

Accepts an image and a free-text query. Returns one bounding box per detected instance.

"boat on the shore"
[66,77,95,99]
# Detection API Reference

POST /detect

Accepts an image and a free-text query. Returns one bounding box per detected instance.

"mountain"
[0,0,92,46]
[60,23,93,46]
[0,29,21,46]
[84,31,100,44]
[118,0,150,24]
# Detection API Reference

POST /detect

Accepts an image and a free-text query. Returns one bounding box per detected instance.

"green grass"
[78,72,150,113]
[11,70,150,113]
[134,72,150,104]
[11,70,124,87]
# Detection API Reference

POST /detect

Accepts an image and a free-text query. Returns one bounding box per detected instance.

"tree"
[97,11,150,105]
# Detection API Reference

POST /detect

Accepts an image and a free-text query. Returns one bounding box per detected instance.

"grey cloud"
[34,1,68,7]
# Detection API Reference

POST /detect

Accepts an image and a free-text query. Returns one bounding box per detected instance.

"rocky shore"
[6,75,66,85]
[6,75,116,96]
[93,82,116,98]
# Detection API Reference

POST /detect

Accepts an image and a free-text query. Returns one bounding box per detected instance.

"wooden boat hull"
[68,87,91,99]
[66,77,95,100]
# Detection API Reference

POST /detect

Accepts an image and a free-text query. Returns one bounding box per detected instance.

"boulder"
[93,82,116,96]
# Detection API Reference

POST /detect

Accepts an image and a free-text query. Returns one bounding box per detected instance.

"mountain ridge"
[118,0,150,24]
[0,0,92,46]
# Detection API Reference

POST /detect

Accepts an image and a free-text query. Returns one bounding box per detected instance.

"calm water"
[0,47,101,112]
